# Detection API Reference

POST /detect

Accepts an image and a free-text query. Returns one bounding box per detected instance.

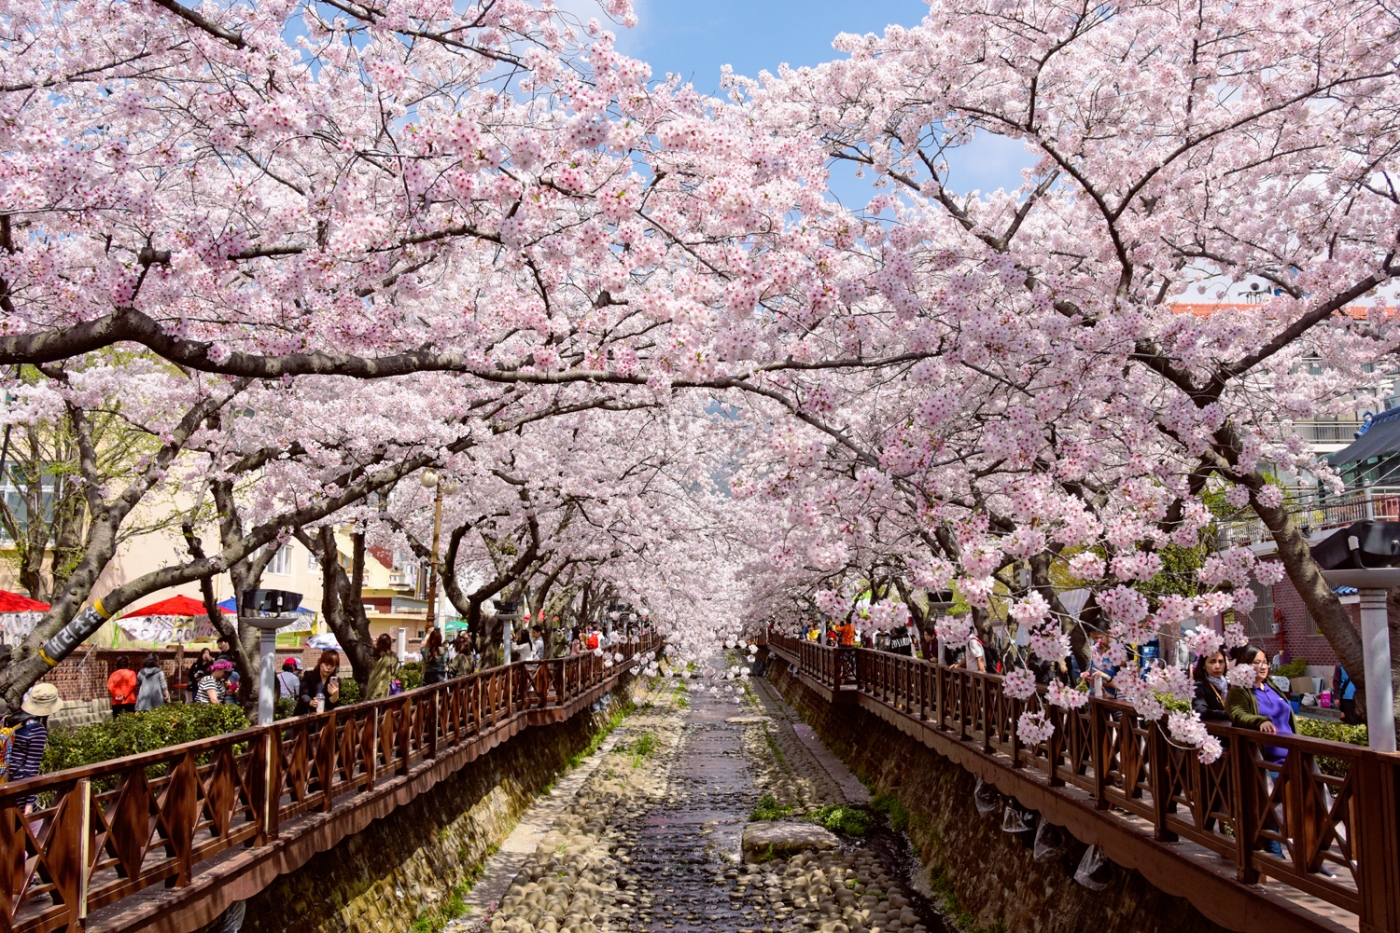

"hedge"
[1296,717,1368,777]
[43,703,251,776]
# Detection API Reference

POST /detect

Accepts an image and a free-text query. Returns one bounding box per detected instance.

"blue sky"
[609,0,1032,195]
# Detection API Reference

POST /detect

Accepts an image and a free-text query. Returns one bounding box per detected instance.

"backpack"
[587,631,600,650]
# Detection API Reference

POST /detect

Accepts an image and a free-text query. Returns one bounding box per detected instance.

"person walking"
[1227,645,1296,759]
[449,635,474,678]
[8,684,62,814]
[1191,650,1230,722]
[295,650,342,715]
[963,632,987,672]
[1227,644,1295,858]
[422,629,448,685]
[276,658,302,699]
[135,654,170,711]
[107,655,138,716]
[512,627,534,662]
[569,627,584,655]
[530,626,546,662]
[1332,663,1360,724]
[196,660,233,704]
[368,634,397,699]
[836,619,857,647]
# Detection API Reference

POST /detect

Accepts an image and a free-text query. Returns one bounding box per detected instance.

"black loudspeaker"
[242,589,304,614]
[1308,521,1400,570]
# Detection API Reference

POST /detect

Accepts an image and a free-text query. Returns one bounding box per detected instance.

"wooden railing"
[0,635,659,933]
[768,633,1400,932]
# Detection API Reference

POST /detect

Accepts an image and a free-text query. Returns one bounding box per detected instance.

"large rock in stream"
[742,821,839,859]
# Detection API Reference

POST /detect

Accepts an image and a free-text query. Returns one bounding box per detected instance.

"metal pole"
[425,484,443,632]
[1358,588,1396,752]
[257,627,278,726]
[396,626,407,664]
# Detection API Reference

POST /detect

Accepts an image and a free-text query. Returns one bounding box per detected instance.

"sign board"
[116,614,219,644]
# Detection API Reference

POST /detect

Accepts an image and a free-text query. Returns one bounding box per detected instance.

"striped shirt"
[194,675,225,704]
[10,717,48,809]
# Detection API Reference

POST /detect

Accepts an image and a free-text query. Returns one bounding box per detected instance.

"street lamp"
[1311,521,1400,753]
[240,588,303,726]
[420,469,459,635]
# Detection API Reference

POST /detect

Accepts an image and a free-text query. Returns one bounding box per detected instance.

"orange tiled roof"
[1170,302,1393,320]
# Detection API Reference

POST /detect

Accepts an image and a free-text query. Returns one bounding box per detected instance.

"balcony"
[1293,421,1364,443]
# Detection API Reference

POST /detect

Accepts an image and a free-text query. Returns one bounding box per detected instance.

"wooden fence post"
[1354,754,1400,932]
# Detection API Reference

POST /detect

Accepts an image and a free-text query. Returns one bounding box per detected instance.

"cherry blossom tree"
[717,0,1400,749]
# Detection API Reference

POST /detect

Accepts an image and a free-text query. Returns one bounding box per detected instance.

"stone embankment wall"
[241,678,639,933]
[765,662,1228,933]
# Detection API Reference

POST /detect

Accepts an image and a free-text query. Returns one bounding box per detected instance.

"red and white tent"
[0,589,49,642]
[117,595,234,644]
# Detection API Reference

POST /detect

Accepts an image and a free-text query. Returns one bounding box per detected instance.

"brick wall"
[38,645,327,702]
[1265,574,1360,672]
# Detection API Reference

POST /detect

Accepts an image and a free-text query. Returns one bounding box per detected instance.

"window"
[1246,582,1275,638]
[0,471,57,543]
[266,544,293,576]
[308,548,318,572]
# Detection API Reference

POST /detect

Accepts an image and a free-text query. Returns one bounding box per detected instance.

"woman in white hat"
[10,683,62,813]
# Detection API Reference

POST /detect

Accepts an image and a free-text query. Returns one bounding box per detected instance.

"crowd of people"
[796,616,1361,746]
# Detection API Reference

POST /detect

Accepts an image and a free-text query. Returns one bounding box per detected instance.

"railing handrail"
[0,633,660,933]
[0,642,653,802]
[776,634,1384,760]
[767,631,1400,930]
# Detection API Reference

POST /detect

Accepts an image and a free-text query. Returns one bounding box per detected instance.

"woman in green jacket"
[367,634,397,700]
[1225,644,1293,859]
[1225,644,1297,764]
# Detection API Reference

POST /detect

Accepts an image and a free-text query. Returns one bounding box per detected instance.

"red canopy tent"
[116,595,234,645]
[0,590,50,613]
[121,595,234,618]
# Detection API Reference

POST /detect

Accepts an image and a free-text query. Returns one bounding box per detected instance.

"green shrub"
[273,697,296,720]
[398,661,424,691]
[337,677,362,705]
[812,803,873,836]
[1297,718,1368,777]
[1274,658,1308,679]
[43,703,251,777]
[750,794,793,822]
[870,791,910,833]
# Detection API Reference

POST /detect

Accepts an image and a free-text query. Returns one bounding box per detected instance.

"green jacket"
[449,652,475,679]
[367,654,397,701]
[1225,681,1297,732]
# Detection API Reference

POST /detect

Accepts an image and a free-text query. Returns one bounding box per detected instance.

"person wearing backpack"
[277,658,302,699]
[135,654,170,711]
[1333,664,1360,724]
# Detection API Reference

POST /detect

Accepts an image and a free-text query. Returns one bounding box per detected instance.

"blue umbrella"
[218,597,314,613]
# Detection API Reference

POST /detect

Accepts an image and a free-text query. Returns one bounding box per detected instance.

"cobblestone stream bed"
[448,669,949,933]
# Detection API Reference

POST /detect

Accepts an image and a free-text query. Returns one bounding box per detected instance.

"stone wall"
[765,662,1228,933]
[241,679,638,933]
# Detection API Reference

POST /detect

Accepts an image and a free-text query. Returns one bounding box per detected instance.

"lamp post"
[240,589,303,726]
[420,469,459,635]
[1320,568,1398,753]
